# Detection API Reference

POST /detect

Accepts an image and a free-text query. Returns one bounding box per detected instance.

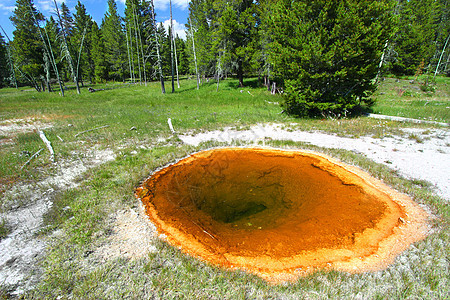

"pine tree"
[213,0,257,87]
[186,0,216,80]
[0,27,18,88]
[0,33,9,88]
[175,36,189,75]
[266,0,395,118]
[101,0,127,81]
[91,21,108,82]
[148,0,165,93]
[158,23,171,76]
[53,0,80,93]
[125,0,153,84]
[73,1,94,84]
[60,2,74,39]
[391,0,439,76]
[10,0,45,90]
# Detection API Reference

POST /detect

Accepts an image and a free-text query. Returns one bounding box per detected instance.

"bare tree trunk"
[76,25,87,89]
[43,51,51,92]
[170,0,175,93]
[125,23,133,83]
[53,0,80,94]
[216,51,223,92]
[136,13,147,86]
[150,0,165,94]
[188,18,200,90]
[445,51,450,73]
[376,40,389,84]
[170,1,180,89]
[434,35,450,79]
[132,3,142,84]
[27,4,64,95]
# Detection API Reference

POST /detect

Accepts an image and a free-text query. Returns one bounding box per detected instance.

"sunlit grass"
[0,76,448,298]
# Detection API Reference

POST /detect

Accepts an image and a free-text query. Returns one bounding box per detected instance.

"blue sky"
[0,0,190,41]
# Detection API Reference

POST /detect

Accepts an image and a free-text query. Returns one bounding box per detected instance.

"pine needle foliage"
[266,0,395,118]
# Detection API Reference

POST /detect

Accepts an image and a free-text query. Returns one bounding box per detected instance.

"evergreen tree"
[391,0,439,76]
[433,0,450,75]
[213,0,258,87]
[101,0,127,81]
[0,33,9,88]
[266,0,395,117]
[175,35,189,75]
[60,2,74,41]
[10,0,45,90]
[186,0,216,79]
[158,23,171,76]
[91,21,108,82]
[73,1,94,84]
[124,0,154,84]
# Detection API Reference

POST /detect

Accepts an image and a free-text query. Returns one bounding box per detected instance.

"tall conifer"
[101,0,126,81]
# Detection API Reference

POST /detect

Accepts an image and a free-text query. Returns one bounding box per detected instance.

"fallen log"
[39,130,55,162]
[20,148,44,170]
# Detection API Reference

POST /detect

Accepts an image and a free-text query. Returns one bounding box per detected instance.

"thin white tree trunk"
[189,18,200,90]
[132,4,142,84]
[170,0,175,93]
[376,40,389,84]
[27,4,64,95]
[150,0,165,94]
[53,0,80,94]
[434,35,450,79]
[171,2,180,89]
[76,25,87,87]
[136,12,147,86]
[125,23,134,83]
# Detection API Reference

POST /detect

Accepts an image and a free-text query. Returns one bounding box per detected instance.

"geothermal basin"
[136,148,428,282]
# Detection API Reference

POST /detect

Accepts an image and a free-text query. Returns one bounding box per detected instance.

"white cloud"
[37,0,66,14]
[154,0,189,11]
[162,19,186,40]
[0,3,15,14]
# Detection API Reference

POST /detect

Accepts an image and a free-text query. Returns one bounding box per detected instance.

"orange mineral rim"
[136,147,429,283]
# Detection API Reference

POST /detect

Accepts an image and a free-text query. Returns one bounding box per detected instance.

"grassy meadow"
[0,76,448,299]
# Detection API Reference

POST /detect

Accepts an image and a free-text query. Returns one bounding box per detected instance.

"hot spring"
[136,148,428,282]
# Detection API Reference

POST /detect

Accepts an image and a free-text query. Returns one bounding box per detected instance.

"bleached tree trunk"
[6,46,18,89]
[125,23,134,83]
[132,4,142,84]
[27,4,64,95]
[170,0,175,93]
[0,26,18,89]
[216,51,223,92]
[43,23,64,96]
[170,2,180,89]
[376,40,389,84]
[76,25,87,88]
[43,51,52,92]
[445,51,450,73]
[434,35,450,79]
[136,14,147,86]
[53,0,80,94]
[149,0,165,94]
[188,18,200,90]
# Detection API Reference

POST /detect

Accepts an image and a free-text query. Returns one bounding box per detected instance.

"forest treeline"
[0,0,448,116]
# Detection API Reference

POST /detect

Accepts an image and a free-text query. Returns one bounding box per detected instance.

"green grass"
[0,76,449,298]
[372,75,450,123]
